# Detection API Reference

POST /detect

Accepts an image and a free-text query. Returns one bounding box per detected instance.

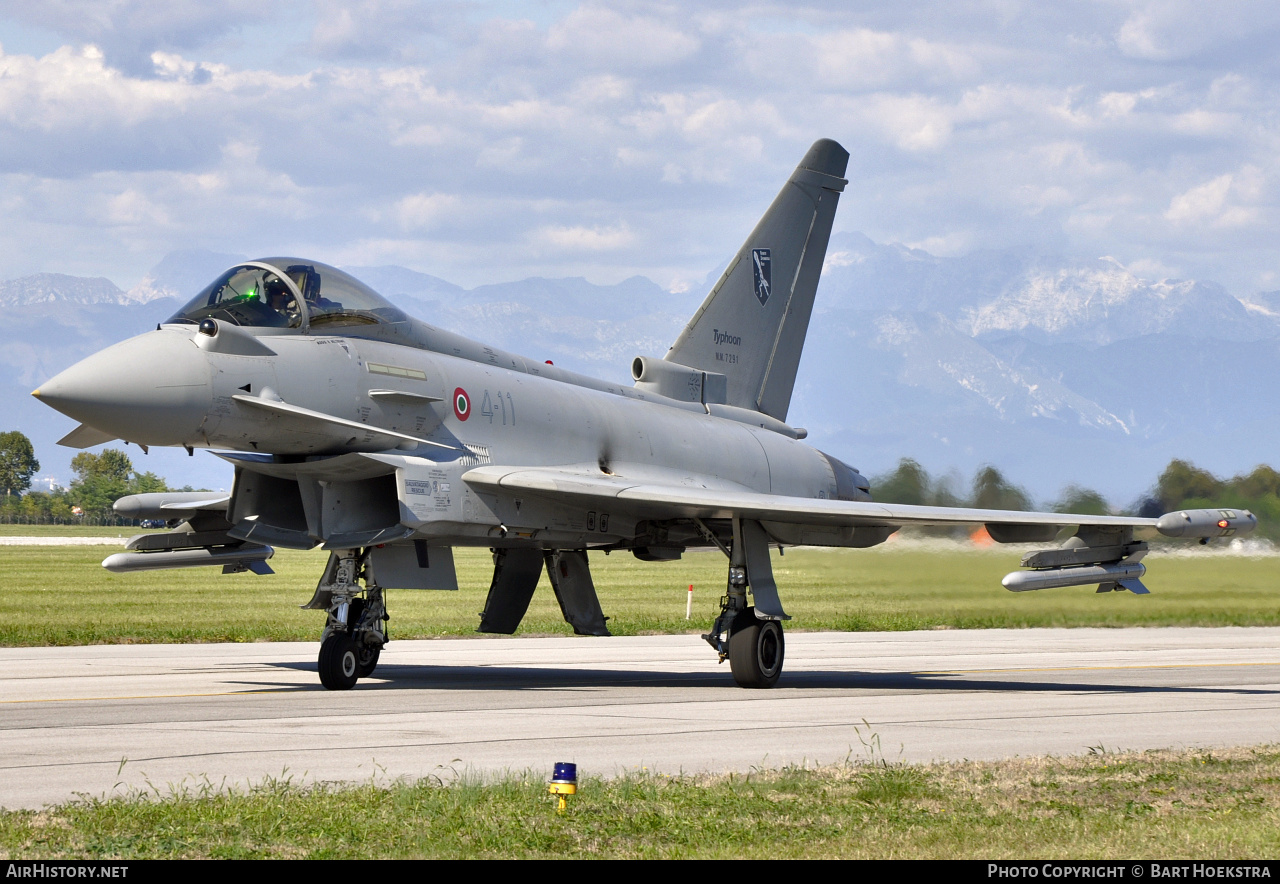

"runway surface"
[3,627,1279,809]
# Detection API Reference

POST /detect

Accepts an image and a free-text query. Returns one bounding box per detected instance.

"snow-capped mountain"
[818,233,1276,344]
[123,250,247,305]
[1243,290,1280,318]
[0,273,138,307]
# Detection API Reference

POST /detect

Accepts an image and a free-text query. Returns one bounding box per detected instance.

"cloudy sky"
[2,1,1279,296]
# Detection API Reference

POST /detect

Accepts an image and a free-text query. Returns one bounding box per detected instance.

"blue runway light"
[549,762,578,812]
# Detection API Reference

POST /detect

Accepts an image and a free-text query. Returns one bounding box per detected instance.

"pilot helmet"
[264,277,291,304]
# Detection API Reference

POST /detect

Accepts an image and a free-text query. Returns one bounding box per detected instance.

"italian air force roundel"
[453,388,471,421]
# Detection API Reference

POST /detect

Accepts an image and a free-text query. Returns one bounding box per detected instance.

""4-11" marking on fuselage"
[480,390,516,425]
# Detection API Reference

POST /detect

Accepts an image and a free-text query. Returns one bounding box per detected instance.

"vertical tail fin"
[664,139,848,422]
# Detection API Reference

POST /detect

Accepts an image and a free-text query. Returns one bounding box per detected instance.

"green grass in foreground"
[2,747,1277,858]
[1,544,1277,645]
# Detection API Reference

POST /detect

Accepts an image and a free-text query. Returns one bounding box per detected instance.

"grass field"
[0,539,1276,645]
[2,746,1278,858]
[2,538,1276,859]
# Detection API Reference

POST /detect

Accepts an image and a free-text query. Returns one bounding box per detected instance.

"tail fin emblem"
[752,248,771,306]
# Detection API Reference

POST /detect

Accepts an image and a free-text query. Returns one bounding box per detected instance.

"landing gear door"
[368,541,458,590]
[743,520,789,621]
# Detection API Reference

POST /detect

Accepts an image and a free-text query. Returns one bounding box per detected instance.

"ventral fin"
[57,423,118,449]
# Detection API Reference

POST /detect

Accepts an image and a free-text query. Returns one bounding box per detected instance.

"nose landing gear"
[308,549,388,691]
[318,631,359,690]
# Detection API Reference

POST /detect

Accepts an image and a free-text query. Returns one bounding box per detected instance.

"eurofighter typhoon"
[32,140,1256,689]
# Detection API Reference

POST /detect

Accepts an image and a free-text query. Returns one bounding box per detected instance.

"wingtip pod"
[102,545,273,574]
[1156,508,1257,539]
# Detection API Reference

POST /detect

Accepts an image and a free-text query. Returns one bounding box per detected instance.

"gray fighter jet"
[33,139,1256,690]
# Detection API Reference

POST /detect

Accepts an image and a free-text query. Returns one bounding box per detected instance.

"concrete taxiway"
[2,627,1278,809]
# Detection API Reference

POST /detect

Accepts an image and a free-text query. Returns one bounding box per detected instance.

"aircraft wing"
[461,465,1154,536]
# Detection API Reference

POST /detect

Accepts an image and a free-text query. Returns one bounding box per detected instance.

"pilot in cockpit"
[265,277,300,324]
[167,258,408,330]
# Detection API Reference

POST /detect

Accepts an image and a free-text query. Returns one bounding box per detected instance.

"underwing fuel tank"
[102,545,274,574]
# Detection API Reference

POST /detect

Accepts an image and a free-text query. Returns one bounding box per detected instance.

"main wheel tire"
[318,632,359,690]
[356,646,381,678]
[727,608,785,688]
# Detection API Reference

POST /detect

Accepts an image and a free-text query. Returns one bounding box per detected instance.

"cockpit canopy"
[166,258,407,331]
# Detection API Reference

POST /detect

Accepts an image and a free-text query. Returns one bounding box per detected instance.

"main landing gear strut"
[306,549,388,690]
[701,518,789,688]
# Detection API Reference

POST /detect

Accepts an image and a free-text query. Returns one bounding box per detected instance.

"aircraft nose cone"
[34,329,211,447]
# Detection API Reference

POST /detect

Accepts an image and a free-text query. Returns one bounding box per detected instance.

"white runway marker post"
[686,584,693,620]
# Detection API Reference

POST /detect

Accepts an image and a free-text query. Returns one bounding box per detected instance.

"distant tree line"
[1,428,1273,536]
[0,432,176,525]
[872,458,1277,539]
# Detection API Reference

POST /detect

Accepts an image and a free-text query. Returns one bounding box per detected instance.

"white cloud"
[1,1,1279,295]
[1114,0,1280,61]
[823,250,864,271]
[1165,174,1243,225]
[733,24,979,92]
[1170,109,1239,137]
[906,232,974,257]
[106,188,170,226]
[4,0,286,71]
[1123,257,1181,279]
[1097,91,1138,119]
[475,137,525,168]
[546,5,700,69]
[569,75,633,106]
[532,222,635,253]
[858,93,954,151]
[1116,11,1165,60]
[389,123,450,147]
[394,192,458,231]
[815,29,977,87]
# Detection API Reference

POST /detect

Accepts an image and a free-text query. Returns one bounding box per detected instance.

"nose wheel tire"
[319,632,359,690]
[356,646,380,678]
[728,608,785,688]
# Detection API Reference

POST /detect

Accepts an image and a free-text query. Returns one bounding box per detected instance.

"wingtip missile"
[1002,560,1148,593]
